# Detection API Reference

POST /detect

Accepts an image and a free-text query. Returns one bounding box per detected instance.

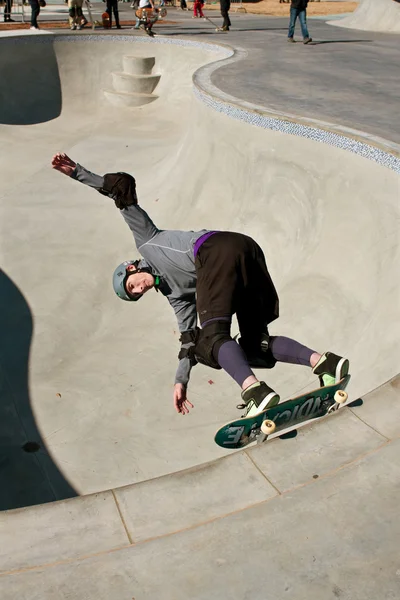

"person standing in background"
[219,0,231,32]
[29,0,41,29]
[192,0,204,19]
[3,0,15,22]
[287,0,312,44]
[105,0,122,28]
[68,0,85,29]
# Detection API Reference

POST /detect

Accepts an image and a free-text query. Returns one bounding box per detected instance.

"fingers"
[173,395,194,415]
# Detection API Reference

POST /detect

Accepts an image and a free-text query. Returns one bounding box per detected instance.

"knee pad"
[194,321,232,370]
[239,332,277,369]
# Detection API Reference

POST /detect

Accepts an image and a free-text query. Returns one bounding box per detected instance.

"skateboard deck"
[215,374,351,449]
[102,11,111,29]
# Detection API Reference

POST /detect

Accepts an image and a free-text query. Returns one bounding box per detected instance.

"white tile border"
[1,33,399,173]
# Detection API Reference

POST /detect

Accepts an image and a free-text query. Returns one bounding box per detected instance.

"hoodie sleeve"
[71,163,104,190]
[168,295,198,387]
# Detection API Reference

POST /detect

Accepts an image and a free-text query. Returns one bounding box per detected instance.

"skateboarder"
[52,153,349,417]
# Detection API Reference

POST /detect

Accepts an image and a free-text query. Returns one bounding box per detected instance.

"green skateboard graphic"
[215,375,351,449]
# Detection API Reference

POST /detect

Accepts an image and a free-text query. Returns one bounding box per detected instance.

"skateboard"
[102,11,111,29]
[135,7,166,36]
[215,374,351,449]
[202,15,226,32]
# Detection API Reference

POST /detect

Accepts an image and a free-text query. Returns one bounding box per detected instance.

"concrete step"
[122,55,156,75]
[103,89,158,107]
[111,71,161,95]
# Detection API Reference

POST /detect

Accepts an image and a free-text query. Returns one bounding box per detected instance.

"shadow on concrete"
[0,269,76,511]
[310,39,374,45]
[0,37,62,125]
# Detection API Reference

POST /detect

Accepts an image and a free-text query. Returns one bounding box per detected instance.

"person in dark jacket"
[51,152,349,417]
[288,0,312,44]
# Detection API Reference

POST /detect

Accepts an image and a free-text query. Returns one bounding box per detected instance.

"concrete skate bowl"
[329,0,400,33]
[1,33,399,504]
[1,33,400,598]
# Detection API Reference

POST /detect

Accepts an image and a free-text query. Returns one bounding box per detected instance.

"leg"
[288,7,297,39]
[113,0,121,27]
[29,0,40,27]
[4,0,12,21]
[68,0,77,28]
[106,0,112,27]
[269,336,317,367]
[195,233,279,414]
[75,0,84,28]
[299,9,310,40]
[220,0,230,29]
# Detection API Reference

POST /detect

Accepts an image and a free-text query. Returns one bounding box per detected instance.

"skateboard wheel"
[261,419,276,435]
[334,390,348,404]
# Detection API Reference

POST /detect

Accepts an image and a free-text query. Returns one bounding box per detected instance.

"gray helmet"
[112,260,142,302]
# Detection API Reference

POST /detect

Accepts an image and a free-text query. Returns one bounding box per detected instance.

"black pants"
[106,0,120,26]
[195,232,279,353]
[4,0,12,21]
[220,0,231,28]
[29,0,40,27]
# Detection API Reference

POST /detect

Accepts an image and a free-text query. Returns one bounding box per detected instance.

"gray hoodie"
[72,164,208,386]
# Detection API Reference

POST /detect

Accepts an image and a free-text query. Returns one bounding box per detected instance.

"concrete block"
[0,492,128,573]
[247,408,386,491]
[349,376,400,439]
[115,452,278,542]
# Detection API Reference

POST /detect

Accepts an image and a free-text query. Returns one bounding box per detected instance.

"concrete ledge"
[0,491,129,574]
[115,452,277,542]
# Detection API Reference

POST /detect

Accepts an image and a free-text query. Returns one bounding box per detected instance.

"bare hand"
[173,384,194,415]
[52,153,77,177]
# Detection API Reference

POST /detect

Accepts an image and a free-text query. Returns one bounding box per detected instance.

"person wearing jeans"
[287,0,312,44]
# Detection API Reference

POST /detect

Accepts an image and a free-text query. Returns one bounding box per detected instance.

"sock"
[269,336,314,367]
[216,340,253,387]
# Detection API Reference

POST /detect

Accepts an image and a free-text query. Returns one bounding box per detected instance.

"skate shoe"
[312,352,349,387]
[238,381,280,418]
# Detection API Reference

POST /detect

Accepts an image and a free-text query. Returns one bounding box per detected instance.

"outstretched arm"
[52,153,104,190]
[52,153,159,247]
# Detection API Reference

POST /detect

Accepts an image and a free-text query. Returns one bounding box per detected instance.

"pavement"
[0,10,399,600]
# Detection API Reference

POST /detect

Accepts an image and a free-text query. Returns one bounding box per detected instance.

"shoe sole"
[335,357,349,381]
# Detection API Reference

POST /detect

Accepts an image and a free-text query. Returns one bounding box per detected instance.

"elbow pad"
[100,172,138,209]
